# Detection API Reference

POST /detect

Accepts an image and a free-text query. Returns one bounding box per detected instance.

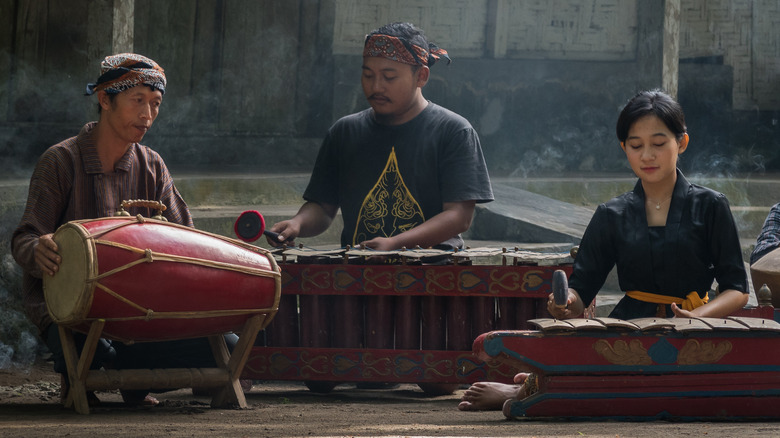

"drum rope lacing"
[78,217,281,322]
[90,239,279,280]
[91,281,278,321]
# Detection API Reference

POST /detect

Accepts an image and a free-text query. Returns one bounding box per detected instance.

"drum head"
[43,223,96,325]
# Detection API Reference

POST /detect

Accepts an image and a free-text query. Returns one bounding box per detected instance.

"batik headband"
[363,34,451,67]
[85,53,167,95]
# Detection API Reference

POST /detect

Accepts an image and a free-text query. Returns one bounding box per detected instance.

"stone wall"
[680,0,780,110]
[1,0,778,176]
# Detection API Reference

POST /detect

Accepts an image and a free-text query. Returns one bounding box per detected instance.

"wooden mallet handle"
[552,269,568,309]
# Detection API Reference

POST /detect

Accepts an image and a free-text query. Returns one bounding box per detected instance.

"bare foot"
[140,395,159,406]
[457,382,522,411]
[121,390,160,407]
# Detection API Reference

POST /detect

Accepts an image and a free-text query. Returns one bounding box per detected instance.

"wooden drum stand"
[46,204,281,414]
[59,316,266,414]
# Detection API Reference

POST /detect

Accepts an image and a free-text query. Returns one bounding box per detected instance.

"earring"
[680,133,689,149]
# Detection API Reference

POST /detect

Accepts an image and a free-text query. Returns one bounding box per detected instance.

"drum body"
[43,217,281,342]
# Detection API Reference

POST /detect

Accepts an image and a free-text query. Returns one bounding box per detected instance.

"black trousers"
[45,323,239,374]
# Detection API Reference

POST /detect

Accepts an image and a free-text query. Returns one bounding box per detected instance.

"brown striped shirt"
[11,122,192,333]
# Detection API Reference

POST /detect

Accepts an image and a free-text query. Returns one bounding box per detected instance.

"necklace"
[646,196,672,210]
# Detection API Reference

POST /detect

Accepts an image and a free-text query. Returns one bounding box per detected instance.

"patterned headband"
[363,34,451,67]
[85,53,167,95]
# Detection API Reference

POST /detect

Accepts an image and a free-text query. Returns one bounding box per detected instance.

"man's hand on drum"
[546,288,584,320]
[34,234,61,276]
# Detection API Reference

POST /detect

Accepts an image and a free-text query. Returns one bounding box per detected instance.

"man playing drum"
[11,53,238,406]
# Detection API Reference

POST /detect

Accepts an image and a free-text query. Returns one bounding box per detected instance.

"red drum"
[43,216,281,342]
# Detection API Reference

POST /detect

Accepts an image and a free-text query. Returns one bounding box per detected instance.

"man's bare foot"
[458,373,530,411]
[457,382,522,411]
[121,390,160,407]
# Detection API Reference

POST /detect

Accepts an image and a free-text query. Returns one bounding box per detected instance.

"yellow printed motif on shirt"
[353,147,424,245]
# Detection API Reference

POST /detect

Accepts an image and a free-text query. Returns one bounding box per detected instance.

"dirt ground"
[1,357,779,438]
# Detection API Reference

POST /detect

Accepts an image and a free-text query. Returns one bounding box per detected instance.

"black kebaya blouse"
[569,169,748,319]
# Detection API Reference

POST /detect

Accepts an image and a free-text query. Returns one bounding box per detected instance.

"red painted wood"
[446,296,470,351]
[505,372,780,419]
[394,295,420,349]
[263,294,298,347]
[421,296,446,350]
[471,297,495,344]
[244,260,573,387]
[366,295,394,349]
[279,263,571,297]
[243,347,518,384]
[49,218,279,342]
[475,318,780,419]
[476,329,780,371]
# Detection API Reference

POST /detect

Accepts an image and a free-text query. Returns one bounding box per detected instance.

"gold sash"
[626,290,708,311]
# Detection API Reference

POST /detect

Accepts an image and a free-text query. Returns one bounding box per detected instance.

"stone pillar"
[486,0,508,59]
[663,0,681,98]
[112,0,135,53]
[637,0,678,93]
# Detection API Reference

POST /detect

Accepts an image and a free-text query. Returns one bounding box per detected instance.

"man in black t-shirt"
[269,22,493,251]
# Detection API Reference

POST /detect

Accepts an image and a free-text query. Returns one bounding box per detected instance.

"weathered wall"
[680,0,780,111]
[329,0,668,176]
[1,0,779,177]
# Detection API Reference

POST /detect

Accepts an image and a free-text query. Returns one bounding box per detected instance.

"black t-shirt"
[304,102,493,248]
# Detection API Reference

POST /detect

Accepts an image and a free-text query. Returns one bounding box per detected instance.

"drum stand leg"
[58,316,264,413]
[59,320,105,415]
[208,314,266,409]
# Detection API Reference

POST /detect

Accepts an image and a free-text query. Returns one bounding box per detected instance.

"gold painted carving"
[677,339,732,365]
[593,339,653,365]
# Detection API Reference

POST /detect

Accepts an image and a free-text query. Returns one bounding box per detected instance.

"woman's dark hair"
[616,89,687,142]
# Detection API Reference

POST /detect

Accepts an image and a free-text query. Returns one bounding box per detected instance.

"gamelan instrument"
[750,246,780,308]
[475,308,780,420]
[240,244,583,394]
[44,214,281,342]
[44,202,282,413]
